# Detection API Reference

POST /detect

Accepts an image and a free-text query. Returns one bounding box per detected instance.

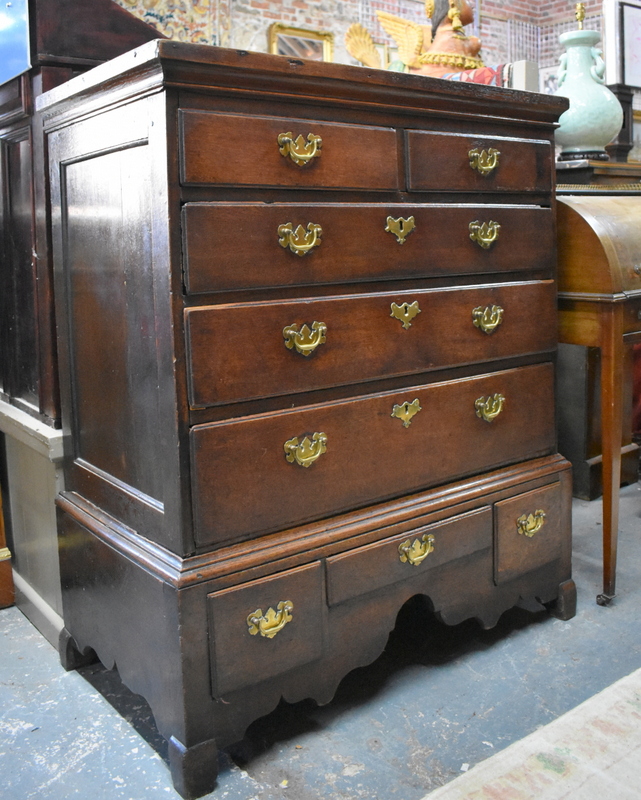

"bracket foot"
[168,735,219,799]
[550,579,577,620]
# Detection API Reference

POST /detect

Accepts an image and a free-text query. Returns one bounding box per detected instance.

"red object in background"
[633,344,641,440]
[441,65,508,86]
[0,491,14,609]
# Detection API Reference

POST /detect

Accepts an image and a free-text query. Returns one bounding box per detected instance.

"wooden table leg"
[597,304,625,605]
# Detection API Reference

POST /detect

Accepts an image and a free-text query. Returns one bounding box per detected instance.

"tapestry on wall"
[114,0,215,44]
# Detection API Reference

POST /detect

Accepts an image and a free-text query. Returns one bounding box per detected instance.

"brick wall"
[225,0,362,63]
[114,0,607,71]
[479,0,604,68]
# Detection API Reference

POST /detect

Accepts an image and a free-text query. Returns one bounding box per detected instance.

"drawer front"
[191,363,556,547]
[186,280,557,407]
[494,482,564,584]
[406,131,552,193]
[327,507,492,606]
[624,297,641,335]
[183,203,554,294]
[180,110,398,189]
[208,562,323,696]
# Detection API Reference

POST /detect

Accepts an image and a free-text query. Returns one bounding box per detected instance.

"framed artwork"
[621,2,641,87]
[539,65,559,95]
[268,23,334,62]
[0,0,31,85]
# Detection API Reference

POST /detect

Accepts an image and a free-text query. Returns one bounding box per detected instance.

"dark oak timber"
[40,42,574,798]
[0,0,163,425]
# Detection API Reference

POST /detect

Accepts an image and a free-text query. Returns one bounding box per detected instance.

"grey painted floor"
[2,481,641,800]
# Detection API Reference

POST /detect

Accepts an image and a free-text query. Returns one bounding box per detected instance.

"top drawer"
[406,132,552,194]
[179,111,399,190]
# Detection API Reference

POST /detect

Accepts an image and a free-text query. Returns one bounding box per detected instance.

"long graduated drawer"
[186,280,557,406]
[190,362,556,547]
[182,203,554,293]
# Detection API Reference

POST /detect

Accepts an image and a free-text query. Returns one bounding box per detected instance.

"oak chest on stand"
[39,41,575,798]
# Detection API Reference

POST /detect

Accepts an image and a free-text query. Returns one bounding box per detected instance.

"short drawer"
[185,280,557,407]
[190,362,556,547]
[326,507,492,606]
[406,131,552,193]
[183,203,554,294]
[207,562,323,696]
[179,110,398,189]
[494,482,564,584]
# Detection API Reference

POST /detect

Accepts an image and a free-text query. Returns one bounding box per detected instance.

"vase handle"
[590,47,605,84]
[557,52,567,87]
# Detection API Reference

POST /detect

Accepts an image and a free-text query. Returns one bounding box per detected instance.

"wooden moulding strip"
[57,454,571,592]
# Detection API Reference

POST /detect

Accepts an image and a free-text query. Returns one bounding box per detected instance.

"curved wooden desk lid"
[557,196,641,296]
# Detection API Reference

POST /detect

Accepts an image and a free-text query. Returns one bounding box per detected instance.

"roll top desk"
[39,42,574,798]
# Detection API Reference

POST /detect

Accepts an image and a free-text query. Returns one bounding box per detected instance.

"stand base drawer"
[327,507,492,606]
[494,482,564,584]
[208,562,323,696]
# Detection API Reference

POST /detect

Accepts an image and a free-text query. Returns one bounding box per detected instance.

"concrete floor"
[1,481,641,800]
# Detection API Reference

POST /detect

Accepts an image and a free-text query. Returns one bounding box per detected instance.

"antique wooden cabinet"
[40,42,575,798]
[0,0,162,644]
[0,0,162,424]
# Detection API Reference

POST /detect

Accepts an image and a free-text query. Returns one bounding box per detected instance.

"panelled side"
[47,95,185,551]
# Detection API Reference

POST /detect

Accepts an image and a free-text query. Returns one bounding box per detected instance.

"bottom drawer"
[494,482,564,584]
[191,362,556,548]
[207,562,323,696]
[326,506,492,606]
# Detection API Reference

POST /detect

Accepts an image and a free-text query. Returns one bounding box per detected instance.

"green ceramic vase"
[554,29,623,160]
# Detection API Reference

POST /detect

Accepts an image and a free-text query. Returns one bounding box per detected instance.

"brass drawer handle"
[469,147,501,176]
[390,301,421,329]
[278,132,322,166]
[385,216,416,244]
[247,601,294,638]
[0,547,11,562]
[473,305,504,334]
[391,399,422,428]
[475,393,505,422]
[517,510,546,538]
[469,220,501,249]
[278,222,323,256]
[283,322,327,356]
[399,534,435,566]
[284,432,328,467]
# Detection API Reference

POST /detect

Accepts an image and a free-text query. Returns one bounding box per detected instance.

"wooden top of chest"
[37,39,567,131]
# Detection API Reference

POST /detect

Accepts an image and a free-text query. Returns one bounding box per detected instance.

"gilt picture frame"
[268,23,334,62]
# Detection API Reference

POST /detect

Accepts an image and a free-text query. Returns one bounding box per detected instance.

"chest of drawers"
[39,42,574,798]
